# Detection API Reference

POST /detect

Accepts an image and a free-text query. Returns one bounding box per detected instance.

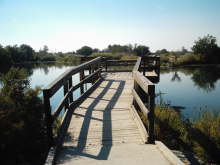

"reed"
[139,100,220,163]
[190,107,220,163]
[154,103,191,150]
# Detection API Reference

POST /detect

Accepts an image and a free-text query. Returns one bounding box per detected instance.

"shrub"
[175,53,198,65]
[190,107,220,163]
[56,56,81,63]
[0,68,47,164]
[120,55,138,60]
[89,53,122,60]
[139,99,220,163]
[160,55,169,64]
[41,54,56,61]
[154,104,191,150]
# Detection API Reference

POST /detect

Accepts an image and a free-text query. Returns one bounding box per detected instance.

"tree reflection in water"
[171,71,181,82]
[191,66,220,92]
[161,66,220,92]
[0,62,78,76]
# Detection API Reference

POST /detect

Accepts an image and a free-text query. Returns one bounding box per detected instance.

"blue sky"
[0,0,220,53]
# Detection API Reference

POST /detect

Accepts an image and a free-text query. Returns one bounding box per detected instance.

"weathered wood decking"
[56,72,142,162]
[61,72,142,147]
[54,72,182,165]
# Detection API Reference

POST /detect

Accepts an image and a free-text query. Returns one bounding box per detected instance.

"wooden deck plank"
[56,72,145,163]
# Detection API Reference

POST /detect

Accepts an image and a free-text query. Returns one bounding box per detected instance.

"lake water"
[0,62,91,115]
[155,66,220,119]
[1,63,220,119]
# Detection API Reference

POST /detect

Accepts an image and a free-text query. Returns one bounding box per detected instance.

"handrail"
[131,56,159,143]
[44,57,102,97]
[103,59,137,72]
[133,57,142,71]
[52,68,101,122]
[43,57,102,147]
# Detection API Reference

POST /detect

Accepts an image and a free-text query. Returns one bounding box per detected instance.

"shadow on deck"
[57,79,127,163]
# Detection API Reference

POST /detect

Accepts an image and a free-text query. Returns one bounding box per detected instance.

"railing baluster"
[105,61,108,72]
[148,85,155,143]
[134,81,139,109]
[80,70,84,94]
[64,80,69,110]
[69,77,73,103]
[132,56,159,144]
[43,90,54,147]
[43,57,102,149]
[91,64,94,84]
[98,61,101,78]
[143,57,146,76]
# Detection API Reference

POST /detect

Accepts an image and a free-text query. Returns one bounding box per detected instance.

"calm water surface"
[0,62,91,114]
[1,63,220,119]
[156,66,220,118]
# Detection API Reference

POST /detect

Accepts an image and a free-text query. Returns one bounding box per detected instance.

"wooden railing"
[131,56,158,143]
[43,57,102,148]
[102,59,137,72]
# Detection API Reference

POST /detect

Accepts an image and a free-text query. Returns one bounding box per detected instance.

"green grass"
[56,56,81,63]
[89,52,137,60]
[139,101,220,163]
[190,107,220,162]
[120,55,138,60]
[154,104,191,150]
[89,53,122,60]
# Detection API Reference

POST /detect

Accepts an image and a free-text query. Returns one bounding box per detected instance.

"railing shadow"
[59,79,125,163]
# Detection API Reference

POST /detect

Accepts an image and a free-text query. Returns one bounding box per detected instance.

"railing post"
[80,70,84,94]
[94,63,98,80]
[69,77,73,103]
[143,57,146,76]
[148,85,155,143]
[134,80,139,109]
[43,90,54,148]
[97,61,101,78]
[64,80,69,110]
[105,61,108,72]
[91,64,94,84]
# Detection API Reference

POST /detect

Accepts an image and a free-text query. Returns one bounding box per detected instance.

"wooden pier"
[44,56,184,165]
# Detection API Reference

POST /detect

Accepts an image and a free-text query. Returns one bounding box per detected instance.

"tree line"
[0,34,220,164]
[1,34,220,66]
[157,35,220,65]
[0,43,151,65]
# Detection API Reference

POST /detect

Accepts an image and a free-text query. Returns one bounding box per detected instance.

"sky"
[0,0,220,53]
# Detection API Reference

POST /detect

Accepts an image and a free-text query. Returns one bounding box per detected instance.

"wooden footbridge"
[43,56,184,165]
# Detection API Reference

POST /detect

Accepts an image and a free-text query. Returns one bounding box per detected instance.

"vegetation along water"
[1,34,220,164]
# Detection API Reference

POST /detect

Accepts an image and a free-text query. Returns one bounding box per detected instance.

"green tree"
[127,44,134,54]
[19,44,34,61]
[109,44,125,53]
[134,45,150,56]
[181,46,188,54]
[0,45,12,65]
[0,68,46,164]
[92,48,100,53]
[160,56,169,64]
[41,54,56,61]
[37,45,49,58]
[76,46,93,56]
[56,52,64,57]
[4,45,22,63]
[192,34,220,63]
[155,50,161,55]
[160,49,169,54]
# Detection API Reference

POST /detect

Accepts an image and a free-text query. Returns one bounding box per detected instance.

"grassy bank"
[89,52,138,60]
[139,102,220,164]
